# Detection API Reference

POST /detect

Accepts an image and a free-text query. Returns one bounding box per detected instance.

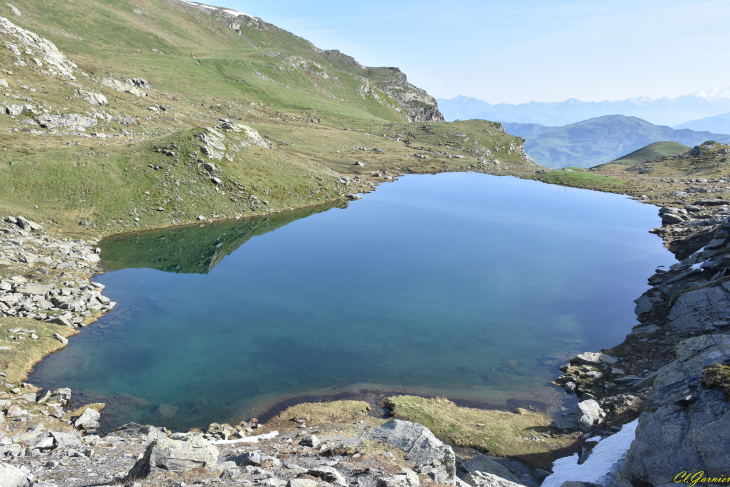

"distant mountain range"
[438,88,730,128]
[674,112,730,134]
[502,115,730,168]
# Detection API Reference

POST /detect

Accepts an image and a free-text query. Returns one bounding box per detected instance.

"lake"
[29,173,675,430]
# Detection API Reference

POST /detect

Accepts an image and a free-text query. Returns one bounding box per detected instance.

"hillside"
[511,115,730,168]
[438,93,730,127]
[674,111,730,135]
[0,1,538,237]
[606,141,690,166]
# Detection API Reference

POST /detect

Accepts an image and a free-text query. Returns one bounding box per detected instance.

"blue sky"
[215,0,730,104]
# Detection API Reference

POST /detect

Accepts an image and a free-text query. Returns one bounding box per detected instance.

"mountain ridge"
[504,115,730,168]
[439,92,730,127]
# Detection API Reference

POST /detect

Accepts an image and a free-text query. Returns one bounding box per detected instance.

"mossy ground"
[384,396,579,469]
[702,364,730,401]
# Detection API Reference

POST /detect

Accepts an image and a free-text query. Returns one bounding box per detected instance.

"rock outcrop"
[0,16,77,79]
[127,435,220,478]
[368,67,445,122]
[361,419,456,484]
[615,335,730,486]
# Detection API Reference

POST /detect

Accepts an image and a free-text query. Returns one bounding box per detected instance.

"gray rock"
[128,436,219,478]
[633,295,653,316]
[576,399,603,431]
[559,483,603,487]
[666,282,730,335]
[308,466,347,486]
[460,454,518,483]
[235,451,262,466]
[53,332,68,346]
[35,113,96,130]
[77,89,108,106]
[361,419,456,484]
[49,315,73,327]
[377,469,420,487]
[74,408,100,429]
[661,213,684,224]
[462,472,524,487]
[16,216,42,231]
[617,334,730,485]
[571,352,617,365]
[0,463,30,487]
[287,480,317,487]
[551,416,578,430]
[300,434,319,447]
[115,423,167,439]
[49,388,71,407]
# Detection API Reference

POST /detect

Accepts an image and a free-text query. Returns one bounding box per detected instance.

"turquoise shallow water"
[30,173,675,430]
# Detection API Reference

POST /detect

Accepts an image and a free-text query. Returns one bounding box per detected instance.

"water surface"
[31,173,675,430]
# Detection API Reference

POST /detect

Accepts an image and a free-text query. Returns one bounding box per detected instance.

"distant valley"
[502,115,730,168]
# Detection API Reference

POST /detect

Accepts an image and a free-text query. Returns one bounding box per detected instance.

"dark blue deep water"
[30,173,675,430]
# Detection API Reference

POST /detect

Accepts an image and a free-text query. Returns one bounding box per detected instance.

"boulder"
[15,283,53,295]
[128,436,219,478]
[633,295,653,316]
[460,454,518,483]
[570,352,617,366]
[307,466,347,486]
[0,463,30,487]
[377,469,420,487]
[615,335,730,485]
[74,408,100,429]
[575,400,603,431]
[559,483,603,487]
[665,281,730,335]
[16,216,42,231]
[361,419,456,484]
[462,472,524,487]
[300,434,319,447]
[287,481,317,487]
[77,89,108,106]
[115,423,167,440]
[661,213,684,224]
[47,431,81,448]
[53,332,68,346]
[35,113,97,130]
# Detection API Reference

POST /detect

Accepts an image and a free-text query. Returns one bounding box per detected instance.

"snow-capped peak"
[691,86,730,100]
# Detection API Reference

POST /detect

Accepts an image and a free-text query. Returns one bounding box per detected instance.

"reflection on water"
[30,173,675,431]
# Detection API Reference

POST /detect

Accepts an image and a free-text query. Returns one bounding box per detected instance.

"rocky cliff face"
[368,67,445,123]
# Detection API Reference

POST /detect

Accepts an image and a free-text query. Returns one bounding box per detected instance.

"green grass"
[385,395,578,469]
[534,170,628,192]
[607,141,690,166]
[0,1,538,236]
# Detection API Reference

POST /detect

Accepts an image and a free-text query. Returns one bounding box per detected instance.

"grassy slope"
[0,0,536,238]
[607,141,690,166]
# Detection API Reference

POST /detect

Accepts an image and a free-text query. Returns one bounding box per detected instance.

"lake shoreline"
[1,170,728,484]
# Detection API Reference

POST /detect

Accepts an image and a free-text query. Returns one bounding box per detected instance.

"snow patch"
[210,430,279,445]
[541,419,638,487]
[176,0,252,18]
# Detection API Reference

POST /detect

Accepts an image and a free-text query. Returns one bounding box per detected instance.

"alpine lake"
[29,173,676,431]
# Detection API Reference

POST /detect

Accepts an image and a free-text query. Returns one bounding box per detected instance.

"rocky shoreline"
[1,173,729,486]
